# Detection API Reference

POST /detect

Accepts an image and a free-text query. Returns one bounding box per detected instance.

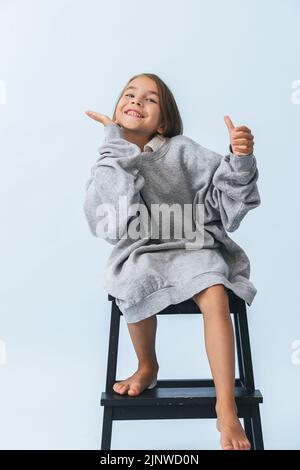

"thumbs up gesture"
[224,115,254,156]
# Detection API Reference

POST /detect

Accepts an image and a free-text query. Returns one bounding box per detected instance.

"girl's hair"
[112,73,183,138]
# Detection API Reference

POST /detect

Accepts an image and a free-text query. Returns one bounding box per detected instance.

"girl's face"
[115,76,165,136]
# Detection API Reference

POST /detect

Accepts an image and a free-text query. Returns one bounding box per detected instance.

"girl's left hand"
[224,115,254,156]
[85,110,120,127]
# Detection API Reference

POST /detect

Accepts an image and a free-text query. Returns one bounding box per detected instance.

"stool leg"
[233,300,255,393]
[234,313,245,387]
[251,404,264,450]
[105,300,121,393]
[101,407,113,450]
[234,298,264,449]
[243,416,255,449]
[100,300,121,449]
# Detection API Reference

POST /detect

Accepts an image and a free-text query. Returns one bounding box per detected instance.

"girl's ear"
[157,121,166,135]
[114,119,121,127]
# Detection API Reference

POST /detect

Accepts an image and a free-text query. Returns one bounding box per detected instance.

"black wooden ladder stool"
[100,290,264,450]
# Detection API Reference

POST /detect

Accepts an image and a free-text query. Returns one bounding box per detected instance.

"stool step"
[101,383,263,407]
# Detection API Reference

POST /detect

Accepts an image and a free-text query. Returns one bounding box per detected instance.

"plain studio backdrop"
[0,0,299,450]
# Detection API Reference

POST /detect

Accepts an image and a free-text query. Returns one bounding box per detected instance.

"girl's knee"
[192,284,228,309]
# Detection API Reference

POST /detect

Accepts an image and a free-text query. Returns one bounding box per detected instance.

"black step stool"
[100,290,264,450]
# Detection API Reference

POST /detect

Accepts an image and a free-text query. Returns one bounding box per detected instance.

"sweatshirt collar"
[141,135,171,163]
[143,133,166,153]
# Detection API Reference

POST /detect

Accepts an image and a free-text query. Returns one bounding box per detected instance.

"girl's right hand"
[85,110,121,127]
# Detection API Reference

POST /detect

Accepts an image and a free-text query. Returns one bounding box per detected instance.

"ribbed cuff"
[103,123,123,141]
[228,146,255,171]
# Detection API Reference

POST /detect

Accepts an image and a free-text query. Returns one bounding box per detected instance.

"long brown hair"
[112,73,183,138]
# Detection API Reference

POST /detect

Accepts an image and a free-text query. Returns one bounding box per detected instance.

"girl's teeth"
[126,112,143,118]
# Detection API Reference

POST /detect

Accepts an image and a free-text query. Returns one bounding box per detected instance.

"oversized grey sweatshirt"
[83,123,261,323]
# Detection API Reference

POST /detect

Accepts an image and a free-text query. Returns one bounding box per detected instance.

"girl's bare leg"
[113,314,159,396]
[192,284,251,450]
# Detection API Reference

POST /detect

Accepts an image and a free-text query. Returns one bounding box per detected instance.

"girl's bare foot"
[113,364,159,396]
[216,401,251,450]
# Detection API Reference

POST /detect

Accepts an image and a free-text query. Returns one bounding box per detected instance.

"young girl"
[84,73,260,451]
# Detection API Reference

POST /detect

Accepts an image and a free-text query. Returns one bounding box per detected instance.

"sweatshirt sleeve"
[204,149,261,232]
[83,123,145,244]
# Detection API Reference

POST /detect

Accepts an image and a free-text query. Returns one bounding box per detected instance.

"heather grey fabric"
[84,123,261,323]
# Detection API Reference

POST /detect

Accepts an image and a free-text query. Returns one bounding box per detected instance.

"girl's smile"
[124,110,145,119]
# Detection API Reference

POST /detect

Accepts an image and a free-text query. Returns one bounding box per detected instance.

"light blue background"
[1,0,299,450]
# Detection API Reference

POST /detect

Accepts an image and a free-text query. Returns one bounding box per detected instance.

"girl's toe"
[246,441,251,450]
[223,444,234,450]
[232,439,240,450]
[222,440,234,450]
[114,383,128,394]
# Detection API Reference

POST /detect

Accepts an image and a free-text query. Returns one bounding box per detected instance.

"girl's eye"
[125,94,157,103]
